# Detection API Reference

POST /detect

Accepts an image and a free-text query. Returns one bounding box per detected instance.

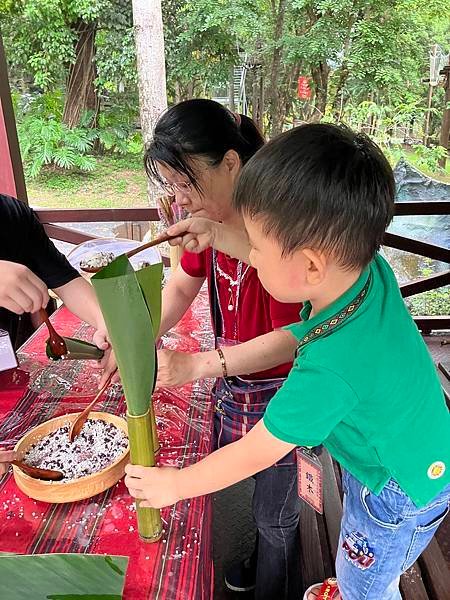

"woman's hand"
[156,349,200,388]
[166,218,218,254]
[0,261,49,314]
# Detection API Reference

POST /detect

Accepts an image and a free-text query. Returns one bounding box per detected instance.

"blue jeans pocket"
[401,503,449,571]
[360,485,410,529]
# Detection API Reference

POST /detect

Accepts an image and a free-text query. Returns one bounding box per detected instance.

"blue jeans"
[336,470,450,600]
[252,462,302,600]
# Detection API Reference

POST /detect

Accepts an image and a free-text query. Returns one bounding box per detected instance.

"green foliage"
[405,287,450,316]
[15,92,142,177]
[18,114,97,177]
[414,145,448,173]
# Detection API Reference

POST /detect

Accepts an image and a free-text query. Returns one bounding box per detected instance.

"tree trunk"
[310,61,330,122]
[438,64,450,168]
[62,20,98,128]
[267,0,288,136]
[229,66,235,112]
[132,0,168,205]
[331,65,349,122]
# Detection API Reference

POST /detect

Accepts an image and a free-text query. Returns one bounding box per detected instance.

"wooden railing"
[35,207,170,266]
[35,201,450,332]
[382,200,450,333]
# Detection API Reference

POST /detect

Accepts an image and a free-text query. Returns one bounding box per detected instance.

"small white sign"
[0,329,18,371]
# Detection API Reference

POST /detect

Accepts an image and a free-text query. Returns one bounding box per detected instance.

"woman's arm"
[159,264,205,337]
[156,329,297,388]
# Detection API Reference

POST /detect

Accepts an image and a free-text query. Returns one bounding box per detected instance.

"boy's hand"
[0,261,49,314]
[125,464,181,508]
[156,349,199,388]
[166,218,218,254]
[0,450,15,476]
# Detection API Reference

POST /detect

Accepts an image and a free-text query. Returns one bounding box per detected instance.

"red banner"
[297,76,311,100]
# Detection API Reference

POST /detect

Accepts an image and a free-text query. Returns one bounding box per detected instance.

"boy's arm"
[156,329,298,388]
[125,420,295,508]
[167,218,251,263]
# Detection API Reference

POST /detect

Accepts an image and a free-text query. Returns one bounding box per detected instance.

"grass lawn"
[26,149,450,211]
[27,155,149,209]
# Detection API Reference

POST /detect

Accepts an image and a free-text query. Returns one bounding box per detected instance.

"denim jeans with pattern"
[336,470,450,600]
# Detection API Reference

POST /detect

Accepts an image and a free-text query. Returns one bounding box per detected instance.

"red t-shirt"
[180,249,301,378]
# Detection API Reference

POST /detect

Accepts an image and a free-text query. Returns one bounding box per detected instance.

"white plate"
[67,238,161,274]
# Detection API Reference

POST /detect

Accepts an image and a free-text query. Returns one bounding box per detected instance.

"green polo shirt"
[264,253,450,507]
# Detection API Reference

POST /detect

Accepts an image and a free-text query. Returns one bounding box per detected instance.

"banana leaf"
[91,257,163,542]
[0,553,128,599]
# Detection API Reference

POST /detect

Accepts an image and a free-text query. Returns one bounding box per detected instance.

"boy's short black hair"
[233,124,395,269]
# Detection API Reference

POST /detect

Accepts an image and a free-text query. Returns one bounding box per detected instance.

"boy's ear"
[222,150,241,176]
[302,248,327,285]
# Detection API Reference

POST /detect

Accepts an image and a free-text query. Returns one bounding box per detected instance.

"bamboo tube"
[127,410,163,542]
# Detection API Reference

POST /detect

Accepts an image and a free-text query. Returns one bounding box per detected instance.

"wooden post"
[423,84,433,145]
[0,33,27,202]
[438,62,450,169]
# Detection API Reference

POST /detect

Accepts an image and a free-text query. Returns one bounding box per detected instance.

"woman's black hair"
[144,99,265,192]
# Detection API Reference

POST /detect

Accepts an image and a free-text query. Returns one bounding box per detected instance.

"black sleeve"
[0,195,80,289]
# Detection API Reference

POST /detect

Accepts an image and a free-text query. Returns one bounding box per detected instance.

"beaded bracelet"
[216,347,228,378]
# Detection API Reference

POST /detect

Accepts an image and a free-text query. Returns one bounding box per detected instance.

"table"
[0,294,215,599]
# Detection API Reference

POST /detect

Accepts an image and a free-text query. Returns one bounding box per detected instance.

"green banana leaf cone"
[92,256,163,542]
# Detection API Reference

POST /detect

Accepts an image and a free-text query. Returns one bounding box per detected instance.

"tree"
[0,0,133,127]
[132,0,167,204]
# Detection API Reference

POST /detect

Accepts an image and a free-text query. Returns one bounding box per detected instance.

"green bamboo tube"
[150,403,160,456]
[127,410,163,542]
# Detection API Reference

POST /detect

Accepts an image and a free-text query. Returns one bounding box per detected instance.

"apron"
[210,250,296,466]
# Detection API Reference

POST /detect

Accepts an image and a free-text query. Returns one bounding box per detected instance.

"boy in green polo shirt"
[125,124,450,600]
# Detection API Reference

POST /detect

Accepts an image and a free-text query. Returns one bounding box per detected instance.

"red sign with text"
[297,76,311,100]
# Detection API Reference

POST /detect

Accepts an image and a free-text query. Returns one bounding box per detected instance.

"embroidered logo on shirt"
[342,531,376,569]
[295,275,371,355]
[427,461,446,479]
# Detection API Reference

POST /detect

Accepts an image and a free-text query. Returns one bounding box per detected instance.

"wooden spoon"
[40,308,67,358]
[68,373,114,442]
[80,232,180,273]
[12,459,64,481]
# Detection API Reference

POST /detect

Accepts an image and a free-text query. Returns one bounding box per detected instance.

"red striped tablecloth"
[0,295,214,599]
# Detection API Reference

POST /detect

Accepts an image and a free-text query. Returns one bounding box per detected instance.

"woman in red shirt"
[146,99,301,600]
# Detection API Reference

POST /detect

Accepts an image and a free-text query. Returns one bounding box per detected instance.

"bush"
[18,115,97,178]
[15,91,143,177]
[414,144,447,173]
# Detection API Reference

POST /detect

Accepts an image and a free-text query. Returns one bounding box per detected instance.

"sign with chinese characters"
[296,447,323,513]
[297,76,312,100]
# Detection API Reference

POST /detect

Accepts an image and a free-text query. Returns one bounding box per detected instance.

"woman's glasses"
[158,180,192,196]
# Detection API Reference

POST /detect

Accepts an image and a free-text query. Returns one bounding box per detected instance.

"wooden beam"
[394,201,450,216]
[400,270,450,297]
[42,224,98,245]
[0,33,27,202]
[414,316,450,332]
[383,232,450,263]
[35,207,160,223]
